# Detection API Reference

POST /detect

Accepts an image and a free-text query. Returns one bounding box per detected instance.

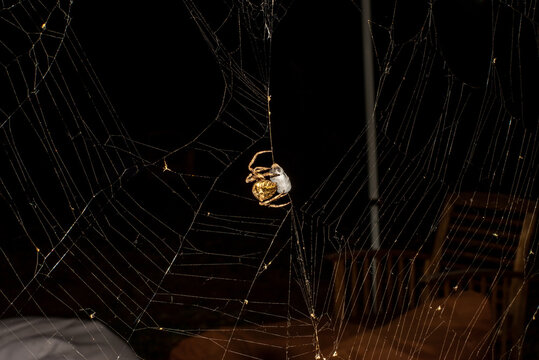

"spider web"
[1,1,538,360]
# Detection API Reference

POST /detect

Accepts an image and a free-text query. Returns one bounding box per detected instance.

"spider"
[245,150,291,208]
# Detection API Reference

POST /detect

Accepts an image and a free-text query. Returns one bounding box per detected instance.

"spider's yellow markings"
[252,179,277,202]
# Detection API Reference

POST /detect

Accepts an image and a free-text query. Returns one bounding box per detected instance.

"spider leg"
[246,173,264,183]
[259,193,290,208]
[255,170,274,178]
[265,201,291,208]
[252,166,271,172]
[248,150,272,172]
[245,170,274,183]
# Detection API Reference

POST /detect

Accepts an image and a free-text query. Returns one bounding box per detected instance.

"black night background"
[1,0,538,359]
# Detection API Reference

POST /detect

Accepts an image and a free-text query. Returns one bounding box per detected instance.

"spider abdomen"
[252,180,277,202]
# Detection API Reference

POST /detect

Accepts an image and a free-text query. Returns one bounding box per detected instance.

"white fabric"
[0,317,138,360]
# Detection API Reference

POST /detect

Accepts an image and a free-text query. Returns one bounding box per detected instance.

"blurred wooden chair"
[327,192,537,358]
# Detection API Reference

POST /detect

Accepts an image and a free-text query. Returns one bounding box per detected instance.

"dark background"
[70,0,365,206]
[1,0,538,359]
[71,0,539,205]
